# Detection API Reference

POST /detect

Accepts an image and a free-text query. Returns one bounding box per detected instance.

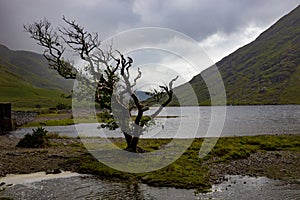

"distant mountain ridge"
[135,91,152,101]
[174,5,300,105]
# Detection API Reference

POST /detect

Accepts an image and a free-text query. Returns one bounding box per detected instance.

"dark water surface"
[1,173,299,200]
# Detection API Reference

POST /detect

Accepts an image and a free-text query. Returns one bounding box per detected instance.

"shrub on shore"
[16,127,49,148]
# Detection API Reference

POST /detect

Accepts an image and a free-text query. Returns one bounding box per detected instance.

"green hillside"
[0,45,73,110]
[0,44,73,91]
[174,5,300,105]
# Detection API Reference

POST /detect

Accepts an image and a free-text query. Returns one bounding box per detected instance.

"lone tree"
[25,17,178,152]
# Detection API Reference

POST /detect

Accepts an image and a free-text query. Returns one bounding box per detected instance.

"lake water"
[12,105,300,138]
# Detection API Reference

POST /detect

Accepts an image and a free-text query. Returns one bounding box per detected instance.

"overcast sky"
[0,1,299,88]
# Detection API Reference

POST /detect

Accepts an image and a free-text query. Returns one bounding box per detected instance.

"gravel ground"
[0,135,85,177]
[208,150,300,184]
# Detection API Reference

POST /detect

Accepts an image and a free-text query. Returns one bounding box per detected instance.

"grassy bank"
[64,134,300,192]
[21,112,166,127]
[22,118,75,127]
[1,134,299,193]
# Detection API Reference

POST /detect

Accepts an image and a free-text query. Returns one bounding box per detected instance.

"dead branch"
[24,18,77,79]
[151,75,179,118]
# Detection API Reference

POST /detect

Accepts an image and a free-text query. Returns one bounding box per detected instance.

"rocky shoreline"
[0,136,83,178]
[11,111,37,127]
[208,150,300,184]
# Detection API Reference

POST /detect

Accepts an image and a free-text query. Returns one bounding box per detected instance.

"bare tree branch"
[151,75,179,118]
[24,18,77,79]
[59,16,102,77]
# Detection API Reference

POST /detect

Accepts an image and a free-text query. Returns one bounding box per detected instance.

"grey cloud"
[0,0,299,52]
[132,0,299,40]
[0,0,139,51]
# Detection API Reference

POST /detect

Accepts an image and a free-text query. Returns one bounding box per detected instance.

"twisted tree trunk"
[123,132,141,153]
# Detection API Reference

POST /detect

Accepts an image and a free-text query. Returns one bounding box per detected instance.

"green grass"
[23,118,75,127]
[22,112,165,127]
[22,111,117,127]
[65,134,300,192]
[22,113,108,127]
[0,44,73,110]
[0,197,14,200]
[0,66,71,110]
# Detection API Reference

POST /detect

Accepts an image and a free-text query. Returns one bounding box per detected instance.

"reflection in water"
[1,174,300,200]
[127,182,143,200]
[197,175,300,200]
[0,174,196,200]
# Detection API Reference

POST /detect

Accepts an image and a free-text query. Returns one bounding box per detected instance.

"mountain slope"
[0,44,73,109]
[174,5,300,105]
[0,44,73,91]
